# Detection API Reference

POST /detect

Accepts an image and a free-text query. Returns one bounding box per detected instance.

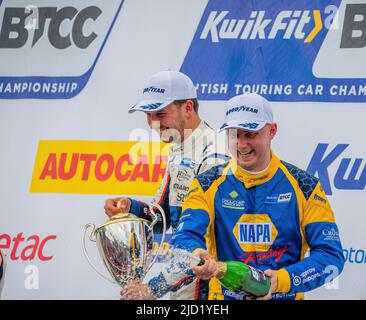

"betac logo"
[181,0,366,102]
[307,143,366,195]
[0,232,57,261]
[0,0,125,99]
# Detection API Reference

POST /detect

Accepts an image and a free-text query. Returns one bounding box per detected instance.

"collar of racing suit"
[229,151,280,188]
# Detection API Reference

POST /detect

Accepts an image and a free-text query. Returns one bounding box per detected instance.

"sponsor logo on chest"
[265,192,292,204]
[233,214,278,252]
[238,222,271,244]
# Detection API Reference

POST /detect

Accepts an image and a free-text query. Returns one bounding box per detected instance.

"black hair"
[173,99,199,113]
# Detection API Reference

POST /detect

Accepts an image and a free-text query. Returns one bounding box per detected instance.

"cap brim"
[128,100,174,113]
[217,120,267,133]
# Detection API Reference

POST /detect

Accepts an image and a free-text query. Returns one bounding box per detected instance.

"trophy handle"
[82,223,115,284]
[147,202,166,272]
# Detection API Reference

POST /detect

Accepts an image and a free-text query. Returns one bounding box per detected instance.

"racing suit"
[0,249,5,298]
[171,152,345,300]
[128,120,229,299]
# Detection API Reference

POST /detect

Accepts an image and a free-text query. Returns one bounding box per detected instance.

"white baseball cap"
[218,93,273,132]
[128,70,197,113]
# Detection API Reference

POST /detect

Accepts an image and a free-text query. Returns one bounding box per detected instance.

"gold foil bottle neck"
[216,261,227,279]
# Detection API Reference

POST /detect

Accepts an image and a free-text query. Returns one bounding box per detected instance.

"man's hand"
[256,269,278,300]
[120,280,156,300]
[192,250,218,280]
[104,197,131,217]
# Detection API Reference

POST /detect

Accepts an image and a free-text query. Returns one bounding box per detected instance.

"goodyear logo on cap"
[233,214,277,252]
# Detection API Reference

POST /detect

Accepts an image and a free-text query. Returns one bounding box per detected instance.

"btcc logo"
[341,4,366,48]
[265,192,292,204]
[0,6,102,49]
[0,0,124,99]
[278,192,292,202]
[233,214,278,252]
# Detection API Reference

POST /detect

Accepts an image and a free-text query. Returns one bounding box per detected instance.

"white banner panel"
[1,0,365,300]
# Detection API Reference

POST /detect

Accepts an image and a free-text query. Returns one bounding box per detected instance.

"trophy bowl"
[82,204,166,288]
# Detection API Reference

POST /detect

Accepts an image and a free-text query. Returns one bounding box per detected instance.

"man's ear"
[184,99,195,117]
[269,123,277,139]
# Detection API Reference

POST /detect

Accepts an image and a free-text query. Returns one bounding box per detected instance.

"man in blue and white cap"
[217,92,275,172]
[171,92,345,300]
[104,70,229,300]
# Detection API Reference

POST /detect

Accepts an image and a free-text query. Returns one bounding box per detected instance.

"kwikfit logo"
[307,143,366,195]
[0,0,125,99]
[200,4,366,45]
[200,8,328,43]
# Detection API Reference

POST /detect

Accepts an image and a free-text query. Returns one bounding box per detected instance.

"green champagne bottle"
[216,260,271,297]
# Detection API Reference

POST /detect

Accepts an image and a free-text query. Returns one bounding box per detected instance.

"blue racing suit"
[171,152,345,300]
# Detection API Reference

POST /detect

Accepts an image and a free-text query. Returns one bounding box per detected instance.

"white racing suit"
[0,250,5,298]
[128,121,229,299]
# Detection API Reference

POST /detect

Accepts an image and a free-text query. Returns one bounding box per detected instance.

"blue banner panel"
[181,0,366,102]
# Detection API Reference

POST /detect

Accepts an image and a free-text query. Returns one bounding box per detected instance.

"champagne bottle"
[216,260,270,297]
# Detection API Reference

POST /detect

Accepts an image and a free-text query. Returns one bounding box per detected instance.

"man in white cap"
[171,92,345,300]
[104,70,229,299]
[0,249,5,298]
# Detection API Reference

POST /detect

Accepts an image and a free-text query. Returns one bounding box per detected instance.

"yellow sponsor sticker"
[30,140,170,195]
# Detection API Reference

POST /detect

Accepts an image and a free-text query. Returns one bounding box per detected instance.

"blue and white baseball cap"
[218,93,273,132]
[128,70,197,113]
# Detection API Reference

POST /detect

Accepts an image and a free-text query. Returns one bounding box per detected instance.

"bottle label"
[248,265,268,286]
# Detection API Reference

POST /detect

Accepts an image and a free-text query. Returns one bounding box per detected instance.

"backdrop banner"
[0,0,365,299]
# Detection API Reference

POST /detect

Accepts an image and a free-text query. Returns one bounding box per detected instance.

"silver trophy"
[82,202,166,287]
